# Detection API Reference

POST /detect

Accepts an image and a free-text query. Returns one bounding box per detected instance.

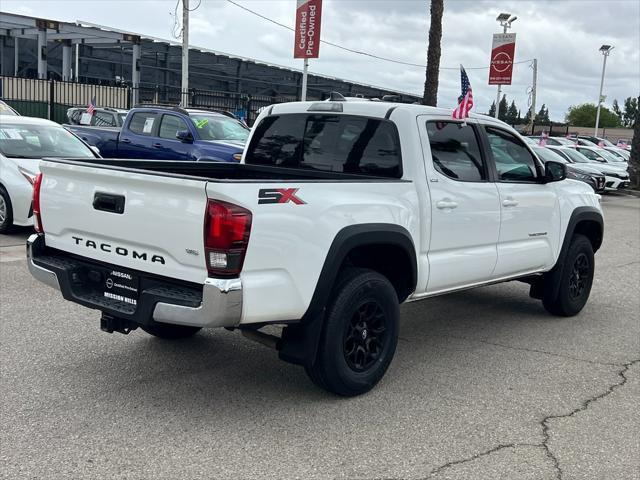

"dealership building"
[0,11,420,110]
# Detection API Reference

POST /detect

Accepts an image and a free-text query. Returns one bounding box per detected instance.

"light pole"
[494,13,517,119]
[594,44,613,137]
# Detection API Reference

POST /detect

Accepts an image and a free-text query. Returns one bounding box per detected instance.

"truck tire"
[305,268,399,396]
[0,187,14,234]
[542,234,594,317]
[140,323,202,339]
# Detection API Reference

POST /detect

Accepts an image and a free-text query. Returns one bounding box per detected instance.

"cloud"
[1,0,638,121]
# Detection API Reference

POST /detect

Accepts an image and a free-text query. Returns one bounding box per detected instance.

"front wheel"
[542,234,595,316]
[140,322,202,339]
[0,187,14,234]
[305,268,399,396]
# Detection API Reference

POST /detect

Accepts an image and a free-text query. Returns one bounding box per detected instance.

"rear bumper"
[27,234,242,328]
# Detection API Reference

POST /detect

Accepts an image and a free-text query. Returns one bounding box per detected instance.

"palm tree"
[423,0,444,106]
[630,96,640,188]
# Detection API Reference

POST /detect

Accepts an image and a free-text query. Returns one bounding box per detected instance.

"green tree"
[488,101,496,117]
[623,96,638,128]
[422,0,444,106]
[537,104,550,125]
[505,100,518,125]
[498,94,508,122]
[565,103,621,128]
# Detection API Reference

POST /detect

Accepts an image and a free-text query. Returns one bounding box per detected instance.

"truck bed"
[46,158,408,183]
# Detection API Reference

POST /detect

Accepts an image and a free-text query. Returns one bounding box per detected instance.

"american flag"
[87,96,96,115]
[452,66,473,120]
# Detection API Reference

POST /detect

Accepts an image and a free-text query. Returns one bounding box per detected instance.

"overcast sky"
[3,0,639,120]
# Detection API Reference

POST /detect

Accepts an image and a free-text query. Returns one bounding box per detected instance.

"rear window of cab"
[245,113,402,178]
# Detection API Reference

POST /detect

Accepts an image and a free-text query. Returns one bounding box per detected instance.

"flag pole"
[301,58,309,101]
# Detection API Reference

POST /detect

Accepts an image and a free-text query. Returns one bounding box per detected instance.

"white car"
[575,145,628,170]
[548,146,630,191]
[0,116,99,233]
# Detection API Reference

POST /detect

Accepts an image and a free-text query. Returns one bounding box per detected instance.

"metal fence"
[514,123,570,137]
[0,76,295,125]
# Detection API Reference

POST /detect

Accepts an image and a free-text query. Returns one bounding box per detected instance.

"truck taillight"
[204,199,252,277]
[32,173,44,233]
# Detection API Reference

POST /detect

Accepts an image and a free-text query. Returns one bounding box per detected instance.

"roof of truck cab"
[268,101,509,126]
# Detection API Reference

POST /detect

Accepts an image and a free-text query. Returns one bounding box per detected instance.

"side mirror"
[90,145,101,157]
[176,130,193,143]
[544,160,566,183]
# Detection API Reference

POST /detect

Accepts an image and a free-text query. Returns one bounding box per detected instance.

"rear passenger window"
[128,112,158,135]
[426,121,485,181]
[245,114,402,178]
[91,111,115,127]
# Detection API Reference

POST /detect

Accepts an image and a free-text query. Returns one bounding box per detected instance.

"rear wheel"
[542,234,594,316]
[141,322,202,339]
[0,187,14,234]
[305,268,399,396]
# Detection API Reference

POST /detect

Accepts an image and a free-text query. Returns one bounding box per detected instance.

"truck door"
[119,112,159,159]
[154,114,192,160]
[481,125,560,277]
[419,118,501,293]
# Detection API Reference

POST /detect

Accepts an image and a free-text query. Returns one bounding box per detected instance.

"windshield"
[562,148,591,164]
[533,147,568,164]
[598,149,626,162]
[190,114,249,142]
[0,123,95,159]
[0,101,18,116]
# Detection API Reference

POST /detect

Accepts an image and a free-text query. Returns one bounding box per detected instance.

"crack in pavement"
[425,359,640,479]
[540,359,640,480]
[425,443,543,478]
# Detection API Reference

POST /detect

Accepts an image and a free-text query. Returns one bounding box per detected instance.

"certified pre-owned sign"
[489,33,517,85]
[293,0,323,59]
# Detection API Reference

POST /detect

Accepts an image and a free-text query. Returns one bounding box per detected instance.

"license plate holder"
[104,268,139,306]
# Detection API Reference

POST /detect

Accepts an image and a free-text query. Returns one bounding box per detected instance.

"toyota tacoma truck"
[65,105,248,162]
[27,101,603,396]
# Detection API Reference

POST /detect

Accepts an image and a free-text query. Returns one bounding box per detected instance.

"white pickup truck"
[27,101,604,396]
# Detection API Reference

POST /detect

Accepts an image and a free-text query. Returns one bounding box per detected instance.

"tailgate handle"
[93,192,125,214]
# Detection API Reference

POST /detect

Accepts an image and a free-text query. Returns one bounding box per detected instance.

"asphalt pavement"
[1,194,638,480]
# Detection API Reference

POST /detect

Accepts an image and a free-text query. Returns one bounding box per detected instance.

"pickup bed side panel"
[39,161,209,283]
[206,181,420,324]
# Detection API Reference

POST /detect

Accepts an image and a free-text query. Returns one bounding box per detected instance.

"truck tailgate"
[39,161,209,283]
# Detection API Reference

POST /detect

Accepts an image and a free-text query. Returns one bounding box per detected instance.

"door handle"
[152,143,163,148]
[436,199,458,210]
[502,198,519,207]
[121,138,131,144]
[93,192,125,214]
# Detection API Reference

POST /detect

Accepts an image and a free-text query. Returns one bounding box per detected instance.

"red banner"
[293,0,323,59]
[488,33,516,85]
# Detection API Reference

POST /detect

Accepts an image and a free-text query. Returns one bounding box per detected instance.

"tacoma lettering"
[71,236,165,264]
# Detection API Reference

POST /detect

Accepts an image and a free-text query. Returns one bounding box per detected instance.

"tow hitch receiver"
[100,313,138,335]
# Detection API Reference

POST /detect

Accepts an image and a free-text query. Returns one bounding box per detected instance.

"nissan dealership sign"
[293,0,323,59]
[489,33,517,85]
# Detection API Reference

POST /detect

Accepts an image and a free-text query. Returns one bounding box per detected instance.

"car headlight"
[17,166,36,185]
[567,170,592,181]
